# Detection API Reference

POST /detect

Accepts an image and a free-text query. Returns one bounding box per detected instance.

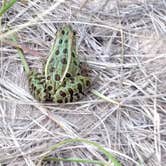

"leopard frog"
[27,25,91,103]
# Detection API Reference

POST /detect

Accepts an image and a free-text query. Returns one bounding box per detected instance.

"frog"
[25,25,91,103]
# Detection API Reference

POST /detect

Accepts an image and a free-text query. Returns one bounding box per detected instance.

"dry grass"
[0,0,166,166]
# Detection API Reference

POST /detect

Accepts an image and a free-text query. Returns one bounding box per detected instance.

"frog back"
[45,26,81,82]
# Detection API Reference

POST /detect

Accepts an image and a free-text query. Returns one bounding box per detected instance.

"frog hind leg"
[28,70,47,102]
[53,75,91,103]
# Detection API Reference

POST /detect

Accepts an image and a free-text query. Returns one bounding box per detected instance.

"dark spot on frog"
[49,67,54,72]
[59,39,63,44]
[65,97,68,103]
[70,96,73,102]
[55,49,59,55]
[28,76,32,82]
[62,80,66,87]
[64,39,68,43]
[74,93,80,99]
[55,74,60,81]
[68,88,73,96]
[36,89,41,95]
[73,31,76,36]
[70,77,75,83]
[47,75,51,80]
[72,52,75,57]
[77,83,82,93]
[80,78,84,83]
[63,48,67,54]
[61,30,65,35]
[61,58,67,64]
[31,83,34,89]
[86,80,90,87]
[48,85,53,91]
[59,90,66,97]
[45,92,51,100]
[73,61,77,66]
[66,73,71,77]
[57,99,63,103]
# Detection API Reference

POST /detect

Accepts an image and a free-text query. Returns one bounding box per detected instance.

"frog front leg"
[52,75,91,103]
